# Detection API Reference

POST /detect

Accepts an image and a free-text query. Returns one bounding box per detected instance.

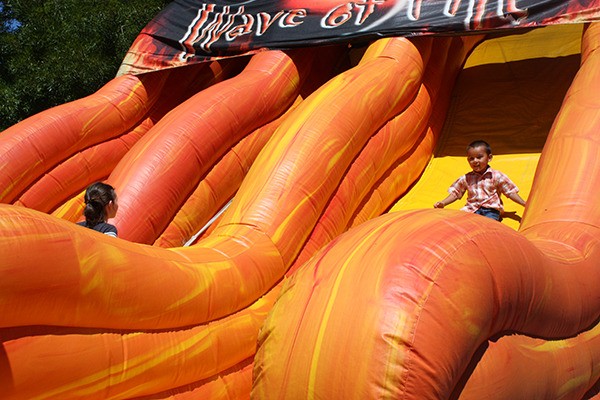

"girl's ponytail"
[82,182,116,227]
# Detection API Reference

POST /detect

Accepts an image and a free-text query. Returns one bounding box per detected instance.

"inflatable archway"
[1,1,600,399]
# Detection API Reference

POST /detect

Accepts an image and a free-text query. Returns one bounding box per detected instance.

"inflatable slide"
[1,1,600,399]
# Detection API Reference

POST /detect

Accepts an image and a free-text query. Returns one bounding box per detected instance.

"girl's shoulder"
[93,222,118,236]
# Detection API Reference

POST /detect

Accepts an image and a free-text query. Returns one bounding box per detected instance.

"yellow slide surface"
[392,24,582,231]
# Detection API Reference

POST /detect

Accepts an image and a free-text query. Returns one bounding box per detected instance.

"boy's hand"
[434,193,457,209]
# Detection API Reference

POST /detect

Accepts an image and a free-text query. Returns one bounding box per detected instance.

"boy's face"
[467,145,492,173]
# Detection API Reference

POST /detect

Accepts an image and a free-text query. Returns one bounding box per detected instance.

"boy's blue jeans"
[475,207,501,221]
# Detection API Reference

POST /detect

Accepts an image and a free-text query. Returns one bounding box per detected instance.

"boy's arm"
[497,171,526,207]
[506,191,526,207]
[434,193,459,208]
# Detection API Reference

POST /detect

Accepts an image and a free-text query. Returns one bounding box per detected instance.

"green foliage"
[0,0,171,130]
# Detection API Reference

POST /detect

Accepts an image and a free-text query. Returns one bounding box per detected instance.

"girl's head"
[83,182,118,227]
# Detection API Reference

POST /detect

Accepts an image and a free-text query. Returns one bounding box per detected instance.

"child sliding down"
[434,140,526,221]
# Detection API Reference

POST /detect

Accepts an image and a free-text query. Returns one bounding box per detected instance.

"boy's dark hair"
[467,140,492,155]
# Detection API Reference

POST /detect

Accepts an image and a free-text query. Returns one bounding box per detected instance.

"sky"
[1,2,21,32]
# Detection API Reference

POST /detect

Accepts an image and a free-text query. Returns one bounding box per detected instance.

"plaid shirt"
[448,166,519,212]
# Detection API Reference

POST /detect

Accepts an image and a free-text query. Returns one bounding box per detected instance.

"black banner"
[119,0,600,74]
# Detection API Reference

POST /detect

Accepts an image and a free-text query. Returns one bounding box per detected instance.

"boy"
[433,140,526,221]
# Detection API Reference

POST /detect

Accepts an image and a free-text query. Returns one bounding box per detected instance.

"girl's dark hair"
[83,182,116,227]
[467,140,492,155]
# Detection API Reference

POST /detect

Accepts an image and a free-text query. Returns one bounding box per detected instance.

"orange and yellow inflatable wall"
[0,17,599,400]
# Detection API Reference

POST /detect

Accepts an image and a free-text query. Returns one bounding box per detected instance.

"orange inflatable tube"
[110,49,317,244]
[0,73,167,203]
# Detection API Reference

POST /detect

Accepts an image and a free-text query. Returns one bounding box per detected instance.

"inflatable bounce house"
[2,0,600,398]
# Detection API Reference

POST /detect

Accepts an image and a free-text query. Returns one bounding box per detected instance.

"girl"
[77,182,119,237]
